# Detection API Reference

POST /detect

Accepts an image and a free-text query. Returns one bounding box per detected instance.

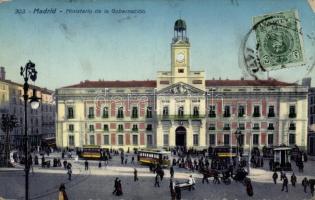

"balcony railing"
[88,114,94,119]
[252,113,260,117]
[268,112,275,118]
[159,115,205,120]
[289,113,296,118]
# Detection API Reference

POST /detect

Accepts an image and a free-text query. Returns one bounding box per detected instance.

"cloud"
[0,0,11,4]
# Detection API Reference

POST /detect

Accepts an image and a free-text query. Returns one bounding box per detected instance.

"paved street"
[0,152,315,200]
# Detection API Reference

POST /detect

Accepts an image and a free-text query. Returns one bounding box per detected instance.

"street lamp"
[20,61,41,200]
[0,113,18,167]
[234,128,242,162]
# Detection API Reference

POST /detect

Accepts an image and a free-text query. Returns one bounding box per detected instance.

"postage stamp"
[253,10,305,71]
[309,0,315,13]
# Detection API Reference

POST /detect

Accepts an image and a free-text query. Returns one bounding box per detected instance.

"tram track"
[11,161,91,200]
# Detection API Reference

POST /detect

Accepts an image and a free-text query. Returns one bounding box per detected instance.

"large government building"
[56,19,308,151]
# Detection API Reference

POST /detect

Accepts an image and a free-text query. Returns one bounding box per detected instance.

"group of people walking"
[272,170,314,196]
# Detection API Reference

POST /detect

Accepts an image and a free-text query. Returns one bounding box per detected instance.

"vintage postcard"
[0,1,315,200]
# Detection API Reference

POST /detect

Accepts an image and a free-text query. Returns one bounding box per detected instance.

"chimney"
[0,67,5,80]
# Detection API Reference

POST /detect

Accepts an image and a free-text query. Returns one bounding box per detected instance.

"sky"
[0,0,314,90]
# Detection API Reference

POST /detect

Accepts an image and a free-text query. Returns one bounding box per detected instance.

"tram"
[137,149,171,167]
[80,145,101,159]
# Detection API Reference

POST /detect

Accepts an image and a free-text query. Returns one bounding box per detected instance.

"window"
[268,123,274,130]
[104,135,109,145]
[146,106,152,118]
[224,106,230,117]
[118,124,124,132]
[132,135,138,145]
[89,125,94,132]
[253,134,259,145]
[146,124,152,131]
[224,134,230,145]
[208,123,216,130]
[208,105,216,118]
[239,123,245,130]
[268,106,275,117]
[88,107,94,118]
[147,135,153,146]
[289,123,296,130]
[253,123,260,130]
[289,105,296,118]
[117,107,124,118]
[209,134,216,145]
[69,124,74,132]
[193,134,199,146]
[193,106,199,117]
[178,69,184,73]
[289,134,296,145]
[103,124,109,132]
[253,106,260,117]
[238,105,245,117]
[178,106,184,117]
[223,123,230,130]
[68,107,74,119]
[132,107,138,118]
[118,135,124,145]
[132,124,138,132]
[89,135,95,145]
[163,134,169,146]
[163,106,169,116]
[69,135,74,146]
[102,107,109,118]
[268,134,273,145]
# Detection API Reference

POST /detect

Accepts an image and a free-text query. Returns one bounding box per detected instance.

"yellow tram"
[137,149,171,167]
[80,145,101,159]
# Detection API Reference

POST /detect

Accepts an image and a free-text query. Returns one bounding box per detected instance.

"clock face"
[176,53,185,63]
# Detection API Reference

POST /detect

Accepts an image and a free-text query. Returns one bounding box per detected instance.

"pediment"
[158,82,205,95]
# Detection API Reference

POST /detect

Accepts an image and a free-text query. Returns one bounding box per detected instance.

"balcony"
[87,114,94,119]
[117,128,124,133]
[268,112,275,118]
[132,128,138,132]
[208,113,216,118]
[209,127,216,130]
[223,127,230,131]
[289,113,296,118]
[253,126,260,130]
[267,126,274,130]
[289,126,296,131]
[223,113,231,118]
[117,114,124,119]
[102,114,109,118]
[131,114,138,119]
[252,113,260,118]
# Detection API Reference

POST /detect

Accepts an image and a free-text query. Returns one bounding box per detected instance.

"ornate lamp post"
[0,113,18,167]
[20,61,40,200]
[234,128,242,162]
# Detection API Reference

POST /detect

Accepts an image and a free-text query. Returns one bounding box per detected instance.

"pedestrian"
[154,174,160,187]
[282,175,288,192]
[121,155,124,165]
[213,171,220,184]
[188,175,195,190]
[131,156,134,164]
[125,157,128,165]
[291,173,296,187]
[302,177,309,193]
[104,154,108,166]
[280,171,284,181]
[58,183,68,200]
[170,166,174,178]
[116,180,123,196]
[170,179,176,200]
[98,161,102,168]
[175,184,181,200]
[272,171,278,184]
[160,169,164,181]
[269,159,273,171]
[112,177,119,195]
[84,160,89,171]
[134,168,138,182]
[63,160,67,169]
[67,168,72,181]
[311,183,314,197]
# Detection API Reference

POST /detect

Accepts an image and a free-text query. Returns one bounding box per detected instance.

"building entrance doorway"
[175,126,186,146]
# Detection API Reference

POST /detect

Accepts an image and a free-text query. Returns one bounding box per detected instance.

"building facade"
[56,19,308,151]
[308,86,315,155]
[0,67,55,148]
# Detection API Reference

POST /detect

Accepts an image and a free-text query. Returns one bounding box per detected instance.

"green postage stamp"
[253,10,305,71]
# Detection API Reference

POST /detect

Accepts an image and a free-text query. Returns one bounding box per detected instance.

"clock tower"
[171,19,190,82]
